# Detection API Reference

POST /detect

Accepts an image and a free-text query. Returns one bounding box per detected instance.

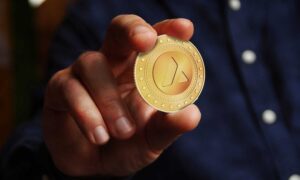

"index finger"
[102,14,157,62]
[153,18,194,41]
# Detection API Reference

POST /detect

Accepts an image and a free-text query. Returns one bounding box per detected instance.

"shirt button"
[228,0,241,11]
[242,50,256,64]
[289,174,300,180]
[262,109,277,124]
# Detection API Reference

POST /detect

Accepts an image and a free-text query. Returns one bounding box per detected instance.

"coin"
[134,34,205,112]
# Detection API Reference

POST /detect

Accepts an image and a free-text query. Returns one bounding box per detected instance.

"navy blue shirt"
[1,0,300,179]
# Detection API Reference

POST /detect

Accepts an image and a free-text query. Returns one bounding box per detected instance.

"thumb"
[146,104,201,152]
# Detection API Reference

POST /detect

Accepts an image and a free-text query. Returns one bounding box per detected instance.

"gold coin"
[134,35,205,112]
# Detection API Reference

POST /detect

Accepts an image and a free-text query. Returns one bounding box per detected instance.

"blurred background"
[0,0,75,147]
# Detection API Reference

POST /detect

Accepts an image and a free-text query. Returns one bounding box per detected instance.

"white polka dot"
[289,174,300,180]
[28,0,46,8]
[228,0,241,11]
[242,50,256,64]
[262,109,277,124]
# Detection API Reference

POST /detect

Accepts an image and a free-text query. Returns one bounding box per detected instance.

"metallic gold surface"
[134,35,205,112]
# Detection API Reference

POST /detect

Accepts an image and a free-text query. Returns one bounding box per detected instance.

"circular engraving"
[153,51,192,95]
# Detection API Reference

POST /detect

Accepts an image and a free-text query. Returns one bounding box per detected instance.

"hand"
[43,14,201,177]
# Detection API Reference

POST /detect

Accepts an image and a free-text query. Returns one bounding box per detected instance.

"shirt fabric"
[1,0,300,179]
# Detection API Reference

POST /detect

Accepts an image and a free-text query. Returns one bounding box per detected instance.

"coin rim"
[134,34,206,112]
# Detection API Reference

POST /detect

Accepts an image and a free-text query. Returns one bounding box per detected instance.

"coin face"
[134,35,205,112]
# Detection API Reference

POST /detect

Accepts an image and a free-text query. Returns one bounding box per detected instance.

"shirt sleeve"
[0,113,133,179]
[0,113,46,179]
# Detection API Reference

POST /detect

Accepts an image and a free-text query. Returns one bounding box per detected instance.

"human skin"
[42,14,201,177]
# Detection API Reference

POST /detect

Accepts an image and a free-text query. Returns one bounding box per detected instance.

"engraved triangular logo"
[162,57,189,87]
[178,71,188,83]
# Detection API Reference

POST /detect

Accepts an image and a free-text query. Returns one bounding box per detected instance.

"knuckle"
[47,69,69,93]
[73,51,106,75]
[100,94,124,115]
[62,77,78,95]
[112,14,142,24]
[111,14,145,32]
[78,51,105,61]
[44,69,70,108]
[101,94,120,108]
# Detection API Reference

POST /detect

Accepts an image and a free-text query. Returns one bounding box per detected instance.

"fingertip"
[92,125,110,145]
[168,104,201,132]
[154,18,194,41]
[145,104,201,152]
[102,14,157,59]
[131,26,157,52]
[172,18,194,41]
[185,104,201,120]
[113,117,136,140]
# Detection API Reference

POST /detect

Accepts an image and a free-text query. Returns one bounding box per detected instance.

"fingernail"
[115,117,133,136]
[93,126,109,145]
[134,26,154,36]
